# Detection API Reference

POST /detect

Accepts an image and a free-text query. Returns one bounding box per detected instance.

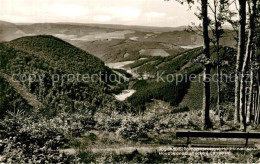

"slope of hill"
[0,21,25,41]
[5,35,108,74]
[0,71,45,109]
[125,46,237,112]
[0,35,128,116]
[70,30,236,62]
[0,76,32,117]
[125,48,204,110]
[72,39,179,62]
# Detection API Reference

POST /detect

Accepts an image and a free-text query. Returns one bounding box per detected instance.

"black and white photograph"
[0,0,259,163]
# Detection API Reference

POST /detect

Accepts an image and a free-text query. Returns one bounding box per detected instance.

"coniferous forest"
[0,0,260,163]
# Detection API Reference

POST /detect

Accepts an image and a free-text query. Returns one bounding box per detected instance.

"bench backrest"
[176,131,260,139]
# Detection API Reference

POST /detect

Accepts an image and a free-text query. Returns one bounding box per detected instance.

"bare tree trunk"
[254,85,259,123]
[255,83,260,124]
[246,45,256,123]
[213,0,222,125]
[217,42,222,125]
[256,83,260,124]
[255,71,260,124]
[246,0,258,124]
[202,0,212,130]
[235,0,247,125]
[240,0,257,131]
[252,91,255,118]
[247,70,254,123]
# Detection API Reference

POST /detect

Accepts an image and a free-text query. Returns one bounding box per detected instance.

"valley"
[0,20,259,163]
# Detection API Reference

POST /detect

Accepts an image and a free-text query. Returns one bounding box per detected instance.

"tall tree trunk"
[246,0,258,124]
[247,43,256,123]
[235,0,247,125]
[213,0,222,126]
[255,81,260,124]
[202,0,212,130]
[256,81,260,124]
[239,0,257,131]
[255,71,260,124]
[247,69,254,123]
[254,84,259,123]
[217,39,222,125]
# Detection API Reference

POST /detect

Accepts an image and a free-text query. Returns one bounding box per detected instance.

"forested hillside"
[126,46,237,112]
[0,35,128,117]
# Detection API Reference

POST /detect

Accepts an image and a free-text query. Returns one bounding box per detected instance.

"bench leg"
[245,138,248,147]
[187,137,190,147]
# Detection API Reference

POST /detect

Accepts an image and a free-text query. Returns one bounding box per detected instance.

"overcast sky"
[0,0,211,27]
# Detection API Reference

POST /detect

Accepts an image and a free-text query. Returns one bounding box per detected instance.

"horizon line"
[1,20,233,30]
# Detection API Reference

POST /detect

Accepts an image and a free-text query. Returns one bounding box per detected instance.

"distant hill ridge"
[0,20,236,63]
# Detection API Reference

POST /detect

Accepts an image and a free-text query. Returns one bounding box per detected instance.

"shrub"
[117,118,148,141]
[0,109,101,162]
[106,118,122,132]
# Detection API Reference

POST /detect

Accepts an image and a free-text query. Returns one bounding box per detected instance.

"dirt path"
[90,145,258,154]
[61,141,258,155]
[61,145,175,155]
[0,71,45,109]
[90,145,174,154]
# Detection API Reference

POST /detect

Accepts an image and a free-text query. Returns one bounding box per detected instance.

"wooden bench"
[176,131,260,147]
